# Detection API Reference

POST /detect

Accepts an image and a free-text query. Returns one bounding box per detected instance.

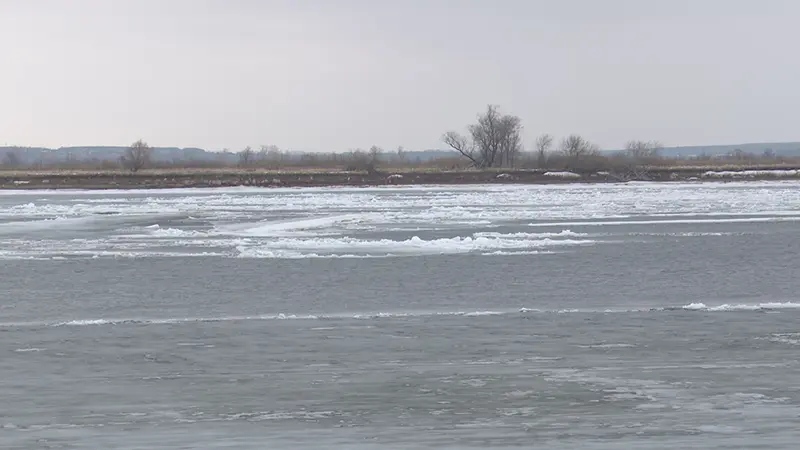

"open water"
[1,181,799,449]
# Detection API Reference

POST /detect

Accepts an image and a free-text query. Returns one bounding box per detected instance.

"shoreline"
[2,167,800,190]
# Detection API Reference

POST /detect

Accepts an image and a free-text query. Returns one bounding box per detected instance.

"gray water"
[1,182,799,449]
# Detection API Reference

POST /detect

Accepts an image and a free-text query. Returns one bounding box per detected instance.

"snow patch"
[702,169,800,179]
[544,171,581,179]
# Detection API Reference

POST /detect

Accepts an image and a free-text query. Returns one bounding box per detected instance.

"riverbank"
[2,166,800,190]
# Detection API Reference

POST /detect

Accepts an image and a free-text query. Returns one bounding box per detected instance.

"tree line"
[1,104,795,174]
[442,104,662,174]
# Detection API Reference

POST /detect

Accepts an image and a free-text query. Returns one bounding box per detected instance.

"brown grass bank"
[1,166,800,190]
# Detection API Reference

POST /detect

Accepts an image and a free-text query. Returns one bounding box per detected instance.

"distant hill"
[2,143,799,167]
[0,146,223,166]
[0,146,459,166]
[616,142,800,158]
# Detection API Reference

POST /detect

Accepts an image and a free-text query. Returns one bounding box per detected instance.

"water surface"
[1,182,799,449]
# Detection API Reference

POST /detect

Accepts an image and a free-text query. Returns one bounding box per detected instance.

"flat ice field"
[1,181,800,260]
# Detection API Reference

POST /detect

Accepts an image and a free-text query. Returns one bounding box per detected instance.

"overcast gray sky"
[1,0,798,151]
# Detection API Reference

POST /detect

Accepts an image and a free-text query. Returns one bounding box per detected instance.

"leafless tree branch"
[238,146,254,167]
[120,139,151,172]
[625,140,663,160]
[444,105,523,168]
[535,133,553,168]
[442,131,480,167]
[560,134,599,159]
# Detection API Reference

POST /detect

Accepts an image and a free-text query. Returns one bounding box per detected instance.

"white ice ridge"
[528,216,800,227]
[682,302,800,312]
[472,230,587,238]
[3,304,799,328]
[234,234,596,258]
[144,225,206,238]
[0,229,588,260]
[5,182,800,224]
[4,181,800,260]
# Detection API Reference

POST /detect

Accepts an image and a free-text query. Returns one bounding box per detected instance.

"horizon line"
[3,140,800,153]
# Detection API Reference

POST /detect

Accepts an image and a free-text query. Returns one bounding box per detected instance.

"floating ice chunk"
[702,169,800,178]
[474,230,587,239]
[147,228,206,238]
[682,302,800,312]
[682,303,708,310]
[544,171,581,179]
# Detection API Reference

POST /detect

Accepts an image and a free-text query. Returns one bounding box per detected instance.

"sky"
[1,0,799,152]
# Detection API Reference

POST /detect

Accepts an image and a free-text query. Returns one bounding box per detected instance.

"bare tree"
[2,151,21,168]
[443,131,479,167]
[238,146,254,167]
[366,145,383,173]
[560,134,599,160]
[535,133,553,168]
[345,149,376,173]
[259,144,280,159]
[615,140,662,181]
[259,144,283,166]
[442,105,523,168]
[369,145,382,162]
[497,114,523,167]
[396,145,406,162]
[625,140,662,160]
[121,139,152,172]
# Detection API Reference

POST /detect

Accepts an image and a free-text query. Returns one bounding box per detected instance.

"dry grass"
[646,162,800,171]
[0,166,506,178]
[2,155,800,179]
